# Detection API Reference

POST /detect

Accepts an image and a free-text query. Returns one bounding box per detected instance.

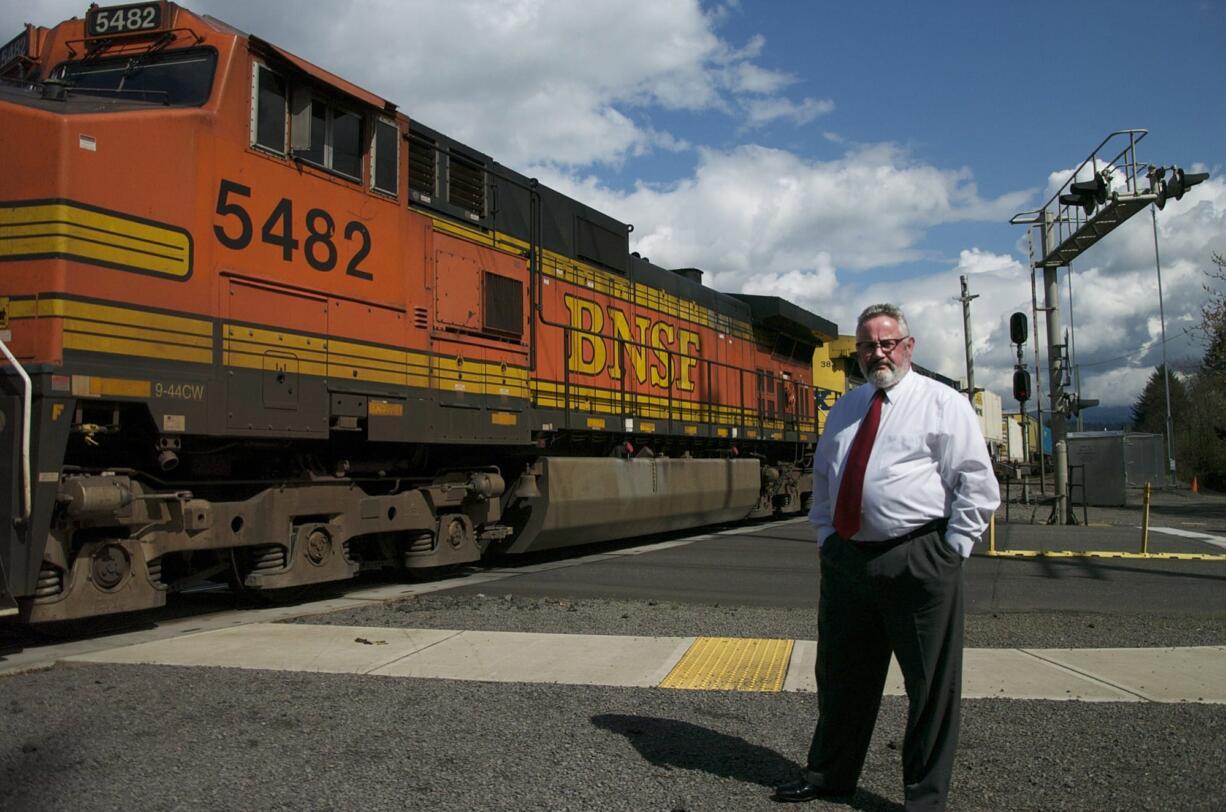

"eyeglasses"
[855,336,910,354]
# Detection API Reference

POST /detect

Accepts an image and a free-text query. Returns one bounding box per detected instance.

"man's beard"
[863,359,903,388]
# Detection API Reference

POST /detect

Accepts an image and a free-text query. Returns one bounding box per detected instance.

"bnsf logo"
[563,294,700,392]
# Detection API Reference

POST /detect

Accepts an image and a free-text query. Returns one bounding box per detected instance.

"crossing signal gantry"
[1010,129,1209,524]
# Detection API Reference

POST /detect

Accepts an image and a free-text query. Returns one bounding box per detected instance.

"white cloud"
[539,143,1031,311]
[744,96,834,127]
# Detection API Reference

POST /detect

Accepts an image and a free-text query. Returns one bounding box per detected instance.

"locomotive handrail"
[0,335,31,522]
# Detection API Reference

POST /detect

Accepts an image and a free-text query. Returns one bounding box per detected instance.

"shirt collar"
[876,367,915,404]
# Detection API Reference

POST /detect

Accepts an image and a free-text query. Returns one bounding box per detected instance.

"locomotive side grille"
[409,134,437,200]
[448,152,485,218]
[483,272,523,337]
[413,306,429,329]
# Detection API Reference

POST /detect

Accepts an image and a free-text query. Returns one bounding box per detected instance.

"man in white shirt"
[774,304,1000,811]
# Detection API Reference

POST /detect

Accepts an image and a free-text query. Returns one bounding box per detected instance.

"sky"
[7,0,1225,412]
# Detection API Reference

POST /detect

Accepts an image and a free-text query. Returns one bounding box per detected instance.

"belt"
[856,518,948,550]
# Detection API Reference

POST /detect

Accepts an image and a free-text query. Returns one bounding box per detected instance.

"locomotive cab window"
[372,119,398,196]
[293,96,363,181]
[50,47,217,107]
[253,64,287,153]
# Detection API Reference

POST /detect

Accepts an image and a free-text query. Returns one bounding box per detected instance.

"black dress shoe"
[771,779,853,803]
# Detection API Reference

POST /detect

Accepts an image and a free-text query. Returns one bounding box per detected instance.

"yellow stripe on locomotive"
[0,201,193,280]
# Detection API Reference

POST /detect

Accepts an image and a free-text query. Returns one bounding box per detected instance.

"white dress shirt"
[809,369,1000,557]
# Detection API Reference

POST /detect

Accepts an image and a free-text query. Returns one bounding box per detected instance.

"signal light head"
[1059,192,1096,216]
[1009,312,1028,346]
[1060,170,1110,217]
[1153,166,1210,210]
[1012,369,1031,403]
[1071,174,1108,205]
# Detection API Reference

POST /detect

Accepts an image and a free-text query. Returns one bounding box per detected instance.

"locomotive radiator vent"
[34,565,63,600]
[249,545,287,573]
[413,307,429,329]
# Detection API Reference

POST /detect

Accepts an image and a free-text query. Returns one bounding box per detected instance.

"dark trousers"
[803,528,964,812]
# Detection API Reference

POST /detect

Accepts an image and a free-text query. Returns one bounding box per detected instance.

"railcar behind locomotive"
[0,2,837,623]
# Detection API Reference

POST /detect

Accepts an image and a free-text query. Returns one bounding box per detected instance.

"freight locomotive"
[0,2,836,623]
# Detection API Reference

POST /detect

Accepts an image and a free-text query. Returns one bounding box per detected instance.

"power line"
[1074,325,1201,369]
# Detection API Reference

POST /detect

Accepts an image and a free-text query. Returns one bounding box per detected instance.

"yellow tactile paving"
[659,636,795,692]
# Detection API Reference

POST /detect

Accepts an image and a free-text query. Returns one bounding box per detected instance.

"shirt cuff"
[945,532,975,558]
[816,525,835,546]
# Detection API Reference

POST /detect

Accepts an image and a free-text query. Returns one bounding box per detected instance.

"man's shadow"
[591,714,899,810]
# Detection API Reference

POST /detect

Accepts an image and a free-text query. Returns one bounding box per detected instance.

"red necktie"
[833,388,885,539]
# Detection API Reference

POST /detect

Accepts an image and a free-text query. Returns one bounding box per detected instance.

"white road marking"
[1145,526,1226,551]
[715,517,808,535]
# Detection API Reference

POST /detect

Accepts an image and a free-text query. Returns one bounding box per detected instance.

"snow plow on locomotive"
[0,2,837,623]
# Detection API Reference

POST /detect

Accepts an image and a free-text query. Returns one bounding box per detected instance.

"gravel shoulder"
[2,662,1223,812]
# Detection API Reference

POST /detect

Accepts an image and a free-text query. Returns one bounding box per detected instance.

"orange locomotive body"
[0,3,836,622]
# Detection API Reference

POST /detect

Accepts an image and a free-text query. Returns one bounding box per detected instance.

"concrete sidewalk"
[64,622,1226,704]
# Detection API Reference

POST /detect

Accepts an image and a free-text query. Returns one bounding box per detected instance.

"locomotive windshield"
[49,47,215,106]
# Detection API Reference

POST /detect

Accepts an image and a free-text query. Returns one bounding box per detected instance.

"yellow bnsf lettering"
[565,294,703,390]
[678,329,700,392]
[564,295,605,375]
[607,306,650,383]
[649,322,674,387]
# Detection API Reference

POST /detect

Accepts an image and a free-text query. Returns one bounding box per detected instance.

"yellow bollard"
[1140,482,1151,555]
[989,512,997,555]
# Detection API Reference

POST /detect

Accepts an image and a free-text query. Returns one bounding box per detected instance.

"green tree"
[1193,253,1226,488]
[1202,253,1226,374]
[1130,365,1187,435]
[1183,371,1226,490]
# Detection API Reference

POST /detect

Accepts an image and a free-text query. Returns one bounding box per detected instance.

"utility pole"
[1027,231,1047,495]
[1040,211,1070,524]
[1066,266,1082,432]
[959,274,979,404]
[1151,205,1175,484]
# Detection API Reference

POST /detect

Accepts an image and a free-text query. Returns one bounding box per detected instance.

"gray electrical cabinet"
[1067,432,1165,506]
